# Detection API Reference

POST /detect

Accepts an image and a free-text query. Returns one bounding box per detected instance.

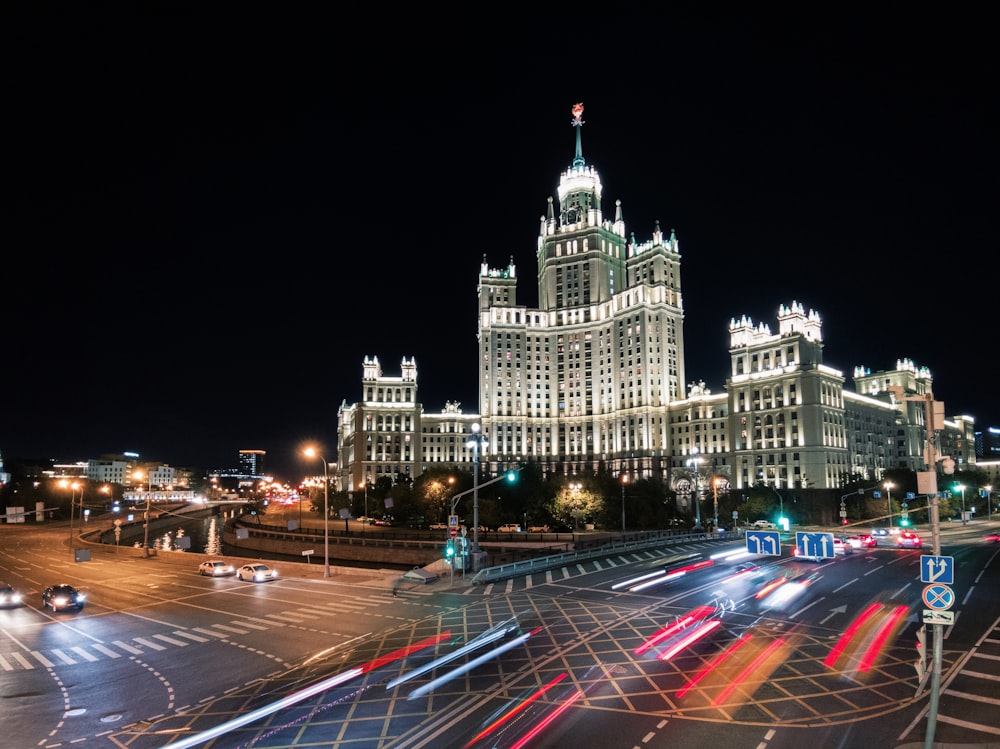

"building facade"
[336,105,976,499]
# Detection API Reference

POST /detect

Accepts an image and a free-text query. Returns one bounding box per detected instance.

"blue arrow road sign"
[920,555,954,585]
[795,532,835,559]
[746,530,781,556]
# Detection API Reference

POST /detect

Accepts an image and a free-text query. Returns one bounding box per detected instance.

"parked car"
[42,584,86,612]
[497,524,522,533]
[198,560,236,577]
[896,531,923,549]
[528,524,550,533]
[236,563,278,582]
[0,582,24,608]
[428,523,449,531]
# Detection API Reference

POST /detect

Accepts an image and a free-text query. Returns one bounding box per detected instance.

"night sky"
[4,8,995,480]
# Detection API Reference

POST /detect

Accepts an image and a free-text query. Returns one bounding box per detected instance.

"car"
[528,524,550,533]
[236,563,278,582]
[984,533,1000,544]
[833,538,854,555]
[198,560,236,577]
[428,523,449,531]
[0,583,24,608]
[42,584,86,612]
[497,524,522,533]
[752,520,778,529]
[871,528,889,538]
[896,531,922,548]
[846,534,876,549]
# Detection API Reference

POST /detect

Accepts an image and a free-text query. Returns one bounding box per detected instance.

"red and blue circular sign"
[922,584,954,610]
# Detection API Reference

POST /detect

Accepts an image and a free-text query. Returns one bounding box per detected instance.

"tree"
[554,482,603,529]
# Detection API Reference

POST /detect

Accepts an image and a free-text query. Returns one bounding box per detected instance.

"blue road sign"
[920,555,954,585]
[795,531,835,559]
[746,530,781,556]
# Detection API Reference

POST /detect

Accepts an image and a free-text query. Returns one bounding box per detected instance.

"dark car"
[0,582,24,608]
[42,584,86,612]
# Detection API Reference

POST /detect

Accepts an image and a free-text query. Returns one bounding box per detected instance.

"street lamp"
[303,447,330,578]
[955,483,967,525]
[132,470,155,556]
[60,479,81,554]
[985,485,993,521]
[358,480,367,531]
[712,477,723,532]
[620,474,629,534]
[884,480,895,528]
[687,448,703,530]
[468,423,488,559]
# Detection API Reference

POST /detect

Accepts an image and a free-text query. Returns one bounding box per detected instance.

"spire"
[571,102,585,168]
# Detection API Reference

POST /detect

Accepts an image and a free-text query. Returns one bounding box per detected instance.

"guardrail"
[469,529,743,585]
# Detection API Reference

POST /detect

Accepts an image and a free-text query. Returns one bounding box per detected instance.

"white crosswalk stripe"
[71,646,99,662]
[133,637,167,651]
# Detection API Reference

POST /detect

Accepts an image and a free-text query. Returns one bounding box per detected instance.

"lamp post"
[358,480,367,531]
[884,480,895,528]
[61,479,81,554]
[133,470,154,557]
[712,478,722,533]
[469,423,488,557]
[955,483,967,525]
[687,448,703,530]
[620,474,629,535]
[303,448,330,578]
[985,485,993,521]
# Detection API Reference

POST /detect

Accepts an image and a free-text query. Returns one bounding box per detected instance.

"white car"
[497,524,522,533]
[236,563,278,582]
[198,560,236,577]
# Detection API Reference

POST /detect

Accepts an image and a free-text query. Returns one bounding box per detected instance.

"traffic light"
[915,625,927,681]
[444,539,455,562]
[506,469,518,482]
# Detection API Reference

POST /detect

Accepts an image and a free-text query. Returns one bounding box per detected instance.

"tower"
[478,103,686,479]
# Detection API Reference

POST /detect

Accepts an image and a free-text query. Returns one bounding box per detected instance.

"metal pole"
[713,480,719,531]
[323,458,330,578]
[143,478,152,557]
[621,475,627,534]
[68,484,76,554]
[472,435,480,554]
[690,450,703,530]
[961,487,966,525]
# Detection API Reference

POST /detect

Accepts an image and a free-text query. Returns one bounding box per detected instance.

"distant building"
[239,449,266,478]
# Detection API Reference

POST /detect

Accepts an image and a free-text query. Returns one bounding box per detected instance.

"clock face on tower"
[564,207,579,224]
